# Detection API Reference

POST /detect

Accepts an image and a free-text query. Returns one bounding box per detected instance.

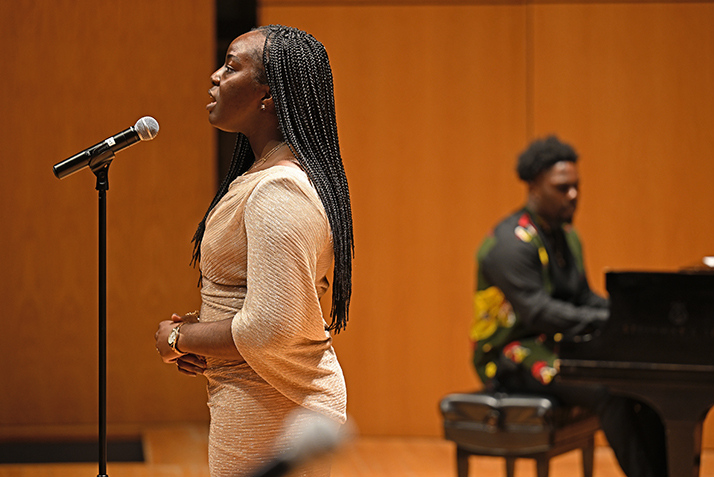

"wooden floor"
[1,423,713,477]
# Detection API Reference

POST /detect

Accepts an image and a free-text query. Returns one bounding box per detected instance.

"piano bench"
[440,391,600,477]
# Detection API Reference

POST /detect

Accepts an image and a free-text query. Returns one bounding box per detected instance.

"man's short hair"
[516,135,578,182]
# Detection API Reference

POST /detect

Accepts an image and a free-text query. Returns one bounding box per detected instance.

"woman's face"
[207,31,267,134]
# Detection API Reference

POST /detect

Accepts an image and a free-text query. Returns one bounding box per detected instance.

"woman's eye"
[224,64,235,74]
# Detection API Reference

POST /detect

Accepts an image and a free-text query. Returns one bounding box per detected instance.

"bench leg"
[505,457,516,477]
[456,447,470,477]
[582,436,595,477]
[535,455,550,477]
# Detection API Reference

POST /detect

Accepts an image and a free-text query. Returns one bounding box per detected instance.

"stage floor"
[1,423,712,477]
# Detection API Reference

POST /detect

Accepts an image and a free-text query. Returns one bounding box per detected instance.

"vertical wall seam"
[525,0,535,141]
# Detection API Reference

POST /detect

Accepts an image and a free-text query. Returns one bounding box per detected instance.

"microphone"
[53,116,159,179]
[248,410,348,477]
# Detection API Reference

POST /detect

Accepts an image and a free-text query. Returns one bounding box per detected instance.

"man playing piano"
[470,136,667,477]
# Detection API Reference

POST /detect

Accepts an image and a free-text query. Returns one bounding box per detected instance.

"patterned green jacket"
[471,208,608,387]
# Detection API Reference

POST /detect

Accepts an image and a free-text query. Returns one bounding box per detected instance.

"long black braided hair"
[191,25,354,333]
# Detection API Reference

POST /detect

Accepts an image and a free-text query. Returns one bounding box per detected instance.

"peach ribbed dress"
[197,165,346,476]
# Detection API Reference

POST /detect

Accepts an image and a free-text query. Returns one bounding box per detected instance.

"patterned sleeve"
[482,227,607,336]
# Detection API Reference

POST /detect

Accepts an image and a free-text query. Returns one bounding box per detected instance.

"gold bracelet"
[185,310,200,321]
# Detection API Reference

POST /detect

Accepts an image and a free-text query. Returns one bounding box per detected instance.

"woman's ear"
[260,90,274,112]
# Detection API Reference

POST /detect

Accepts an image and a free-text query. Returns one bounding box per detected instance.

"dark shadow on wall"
[215,0,258,187]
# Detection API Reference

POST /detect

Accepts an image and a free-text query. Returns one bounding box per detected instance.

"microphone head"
[280,409,353,466]
[135,116,159,141]
[290,413,342,463]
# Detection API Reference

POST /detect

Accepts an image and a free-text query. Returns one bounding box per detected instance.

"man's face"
[529,161,579,226]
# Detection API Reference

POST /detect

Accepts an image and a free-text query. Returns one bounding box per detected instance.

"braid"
[190,134,255,283]
[258,25,354,333]
[191,25,354,333]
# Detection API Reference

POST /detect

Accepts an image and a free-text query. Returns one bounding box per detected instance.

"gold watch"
[168,323,185,354]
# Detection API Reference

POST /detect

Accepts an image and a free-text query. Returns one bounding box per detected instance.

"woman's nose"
[210,67,222,85]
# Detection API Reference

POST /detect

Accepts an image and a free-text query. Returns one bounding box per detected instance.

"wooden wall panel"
[0,0,216,437]
[531,3,714,292]
[530,0,714,443]
[2,0,711,445]
[260,1,714,440]
[259,4,528,436]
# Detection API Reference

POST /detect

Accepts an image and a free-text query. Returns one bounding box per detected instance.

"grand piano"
[557,270,714,477]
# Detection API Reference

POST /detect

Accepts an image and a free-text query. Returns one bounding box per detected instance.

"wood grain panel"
[531,3,714,293]
[260,1,714,441]
[259,4,527,436]
[530,0,714,445]
[0,0,216,436]
[2,0,712,445]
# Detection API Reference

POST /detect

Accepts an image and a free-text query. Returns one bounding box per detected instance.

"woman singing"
[155,25,353,477]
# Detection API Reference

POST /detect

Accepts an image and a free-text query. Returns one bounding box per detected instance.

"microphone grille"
[135,116,160,141]
[281,409,352,466]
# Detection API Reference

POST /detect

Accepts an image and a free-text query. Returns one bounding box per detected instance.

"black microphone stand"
[90,151,115,477]
[54,118,158,475]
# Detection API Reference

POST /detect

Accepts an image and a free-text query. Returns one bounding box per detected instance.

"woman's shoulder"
[231,165,308,195]
[250,165,314,196]
[258,164,309,183]
[244,166,329,234]
[247,165,323,211]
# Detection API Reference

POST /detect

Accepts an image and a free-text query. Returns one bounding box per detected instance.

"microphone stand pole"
[91,153,114,477]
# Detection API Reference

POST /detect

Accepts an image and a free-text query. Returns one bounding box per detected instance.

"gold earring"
[261,104,266,110]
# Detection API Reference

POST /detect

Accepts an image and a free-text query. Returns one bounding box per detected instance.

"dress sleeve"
[230,171,346,422]
[481,231,608,336]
